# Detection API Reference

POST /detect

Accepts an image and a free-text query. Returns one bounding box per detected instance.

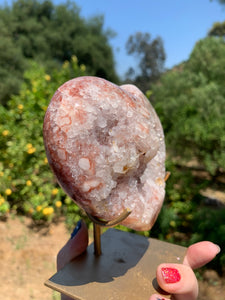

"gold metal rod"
[87,208,132,256]
[93,223,102,256]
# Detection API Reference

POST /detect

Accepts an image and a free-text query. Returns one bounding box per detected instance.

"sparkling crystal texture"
[43,76,166,230]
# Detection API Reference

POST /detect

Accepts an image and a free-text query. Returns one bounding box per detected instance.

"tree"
[0,33,26,104]
[208,21,225,38]
[215,0,225,4]
[152,37,225,175]
[211,0,225,4]
[0,6,27,104]
[125,32,166,92]
[0,0,119,104]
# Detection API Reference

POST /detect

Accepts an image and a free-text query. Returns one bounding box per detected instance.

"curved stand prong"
[164,171,171,182]
[86,208,131,228]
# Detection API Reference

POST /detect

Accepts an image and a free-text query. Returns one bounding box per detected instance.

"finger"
[57,220,89,271]
[183,241,221,269]
[156,263,198,300]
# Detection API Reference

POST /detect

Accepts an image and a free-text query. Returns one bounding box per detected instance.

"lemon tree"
[0,57,86,222]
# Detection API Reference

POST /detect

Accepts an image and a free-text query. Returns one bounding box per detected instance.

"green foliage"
[208,21,225,38]
[150,37,225,273]
[0,0,118,104]
[150,159,225,274]
[151,159,202,241]
[152,37,225,175]
[0,57,86,222]
[190,206,225,274]
[0,11,27,104]
[63,196,90,231]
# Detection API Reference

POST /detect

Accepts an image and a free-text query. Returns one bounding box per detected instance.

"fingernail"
[214,243,221,254]
[70,220,82,239]
[161,267,181,284]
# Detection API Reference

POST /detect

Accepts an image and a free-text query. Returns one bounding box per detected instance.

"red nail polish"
[161,267,181,283]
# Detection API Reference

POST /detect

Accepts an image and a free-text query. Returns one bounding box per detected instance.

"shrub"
[152,37,225,175]
[0,57,86,221]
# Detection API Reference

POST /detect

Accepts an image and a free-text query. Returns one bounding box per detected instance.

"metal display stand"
[45,226,186,300]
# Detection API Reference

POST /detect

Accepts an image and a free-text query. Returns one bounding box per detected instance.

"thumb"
[156,263,198,300]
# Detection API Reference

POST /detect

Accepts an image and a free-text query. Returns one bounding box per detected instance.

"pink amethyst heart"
[43,76,166,231]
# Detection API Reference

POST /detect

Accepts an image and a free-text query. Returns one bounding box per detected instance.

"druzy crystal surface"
[43,76,166,230]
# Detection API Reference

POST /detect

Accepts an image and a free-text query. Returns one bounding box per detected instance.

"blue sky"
[1,0,224,78]
[73,0,224,78]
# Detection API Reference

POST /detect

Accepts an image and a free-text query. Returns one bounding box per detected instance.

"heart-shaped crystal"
[43,76,166,230]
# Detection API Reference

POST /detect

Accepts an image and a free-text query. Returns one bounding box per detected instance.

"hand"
[150,241,220,300]
[56,220,220,300]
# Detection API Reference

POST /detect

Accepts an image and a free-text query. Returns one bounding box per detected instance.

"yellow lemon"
[51,188,59,195]
[5,189,12,196]
[55,201,62,208]
[0,197,5,205]
[36,205,42,212]
[26,180,32,186]
[45,74,51,81]
[169,220,176,228]
[27,147,36,154]
[2,130,9,136]
[26,143,33,149]
[43,207,54,216]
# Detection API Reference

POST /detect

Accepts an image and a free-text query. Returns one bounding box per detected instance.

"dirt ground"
[0,215,224,300]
